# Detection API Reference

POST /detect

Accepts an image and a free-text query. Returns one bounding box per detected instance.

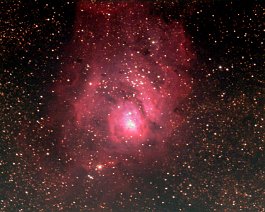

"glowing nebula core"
[55,1,194,158]
[109,101,147,143]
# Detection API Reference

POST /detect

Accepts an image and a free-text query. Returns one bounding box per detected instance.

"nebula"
[53,1,194,167]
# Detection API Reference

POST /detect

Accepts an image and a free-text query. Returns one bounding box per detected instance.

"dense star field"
[1,0,264,211]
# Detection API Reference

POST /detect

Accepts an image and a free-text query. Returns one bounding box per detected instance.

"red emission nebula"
[53,1,194,172]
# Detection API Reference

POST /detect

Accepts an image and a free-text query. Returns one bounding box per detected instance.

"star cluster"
[1,0,264,211]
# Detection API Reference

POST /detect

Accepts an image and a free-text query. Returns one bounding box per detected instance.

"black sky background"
[1,0,264,211]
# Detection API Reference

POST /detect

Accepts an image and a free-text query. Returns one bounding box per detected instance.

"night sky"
[1,0,264,211]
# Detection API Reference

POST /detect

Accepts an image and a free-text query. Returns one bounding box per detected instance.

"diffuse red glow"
[56,1,194,154]
[15,2,196,206]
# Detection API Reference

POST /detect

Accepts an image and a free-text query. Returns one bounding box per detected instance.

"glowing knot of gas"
[108,102,148,142]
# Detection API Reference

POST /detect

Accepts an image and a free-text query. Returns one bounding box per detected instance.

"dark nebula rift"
[41,1,195,205]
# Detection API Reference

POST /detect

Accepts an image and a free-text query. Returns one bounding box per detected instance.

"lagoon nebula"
[55,2,194,159]
[43,3,196,207]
